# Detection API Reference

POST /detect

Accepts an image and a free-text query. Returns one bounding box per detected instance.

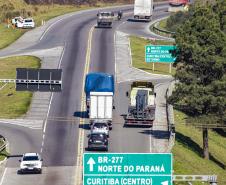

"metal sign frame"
[15,68,62,92]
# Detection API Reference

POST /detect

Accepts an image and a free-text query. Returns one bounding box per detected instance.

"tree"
[168,3,226,159]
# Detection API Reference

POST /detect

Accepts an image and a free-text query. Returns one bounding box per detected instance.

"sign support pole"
[152,62,155,71]
[169,63,172,74]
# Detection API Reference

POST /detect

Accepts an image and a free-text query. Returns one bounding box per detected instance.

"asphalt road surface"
[0,2,171,185]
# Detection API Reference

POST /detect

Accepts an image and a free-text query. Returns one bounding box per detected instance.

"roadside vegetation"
[165,11,191,32]
[165,1,226,183]
[173,110,226,185]
[157,19,167,30]
[0,56,40,118]
[130,36,175,75]
[168,0,226,158]
[0,149,8,161]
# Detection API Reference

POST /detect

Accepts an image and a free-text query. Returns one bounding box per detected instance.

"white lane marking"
[39,17,67,41]
[39,7,134,42]
[43,93,53,134]
[0,120,43,129]
[40,136,45,153]
[150,126,153,153]
[39,6,125,42]
[58,42,66,68]
[114,33,117,82]
[40,93,52,154]
[0,168,7,185]
[40,43,66,154]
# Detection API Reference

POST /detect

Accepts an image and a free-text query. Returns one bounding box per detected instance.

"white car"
[19,153,42,174]
[11,16,24,25]
[16,18,35,28]
[91,122,109,137]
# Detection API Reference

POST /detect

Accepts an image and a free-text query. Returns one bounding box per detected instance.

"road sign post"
[83,153,173,185]
[145,45,176,73]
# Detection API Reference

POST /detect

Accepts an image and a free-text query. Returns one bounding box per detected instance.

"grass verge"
[0,148,8,161]
[0,24,26,49]
[130,36,176,75]
[158,19,167,30]
[173,110,226,185]
[0,56,41,118]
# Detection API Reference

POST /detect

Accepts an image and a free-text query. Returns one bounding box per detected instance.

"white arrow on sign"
[161,181,168,185]
[87,157,96,172]
[147,47,151,53]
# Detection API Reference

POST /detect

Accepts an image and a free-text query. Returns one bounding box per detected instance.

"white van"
[134,0,154,21]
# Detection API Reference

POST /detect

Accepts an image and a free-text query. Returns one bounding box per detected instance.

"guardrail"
[152,21,176,38]
[165,81,176,152]
[173,175,218,185]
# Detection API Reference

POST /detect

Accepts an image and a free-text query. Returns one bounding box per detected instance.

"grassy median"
[130,36,176,75]
[173,110,226,185]
[0,56,41,118]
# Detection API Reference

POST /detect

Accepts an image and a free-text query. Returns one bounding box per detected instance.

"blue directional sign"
[145,45,176,63]
[83,153,173,185]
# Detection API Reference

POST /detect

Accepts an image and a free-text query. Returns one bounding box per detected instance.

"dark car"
[88,133,108,151]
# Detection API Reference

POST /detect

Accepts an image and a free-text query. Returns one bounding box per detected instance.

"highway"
[0,2,171,185]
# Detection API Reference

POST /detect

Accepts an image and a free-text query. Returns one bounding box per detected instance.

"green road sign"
[145,45,176,63]
[83,153,172,185]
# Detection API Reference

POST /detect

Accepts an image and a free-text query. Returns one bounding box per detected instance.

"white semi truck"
[134,0,154,21]
[89,92,113,130]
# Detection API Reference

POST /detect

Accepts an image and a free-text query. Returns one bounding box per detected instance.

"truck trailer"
[89,92,113,130]
[134,0,154,21]
[124,81,156,127]
[85,73,114,129]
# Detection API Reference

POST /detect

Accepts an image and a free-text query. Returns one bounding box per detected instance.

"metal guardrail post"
[165,82,176,152]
